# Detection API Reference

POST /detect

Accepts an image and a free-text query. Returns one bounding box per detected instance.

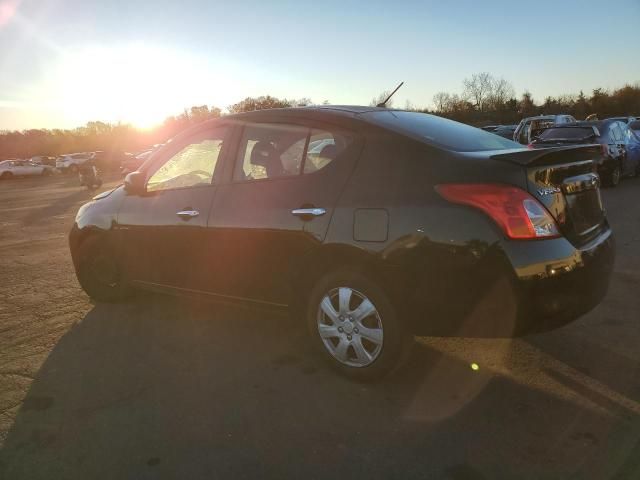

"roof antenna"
[376,82,404,108]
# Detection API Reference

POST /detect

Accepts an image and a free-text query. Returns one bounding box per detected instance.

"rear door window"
[234,123,351,181]
[234,124,307,181]
[303,129,348,173]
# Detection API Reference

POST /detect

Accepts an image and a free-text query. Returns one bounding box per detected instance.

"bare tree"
[486,77,515,110]
[369,90,393,108]
[433,92,452,113]
[463,72,493,111]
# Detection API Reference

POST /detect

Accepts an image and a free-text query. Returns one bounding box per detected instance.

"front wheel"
[1,171,13,179]
[306,269,412,380]
[75,235,131,302]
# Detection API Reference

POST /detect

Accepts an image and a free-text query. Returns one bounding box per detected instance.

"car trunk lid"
[491,145,605,245]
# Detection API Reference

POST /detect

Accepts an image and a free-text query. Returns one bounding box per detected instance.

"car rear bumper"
[408,226,615,337]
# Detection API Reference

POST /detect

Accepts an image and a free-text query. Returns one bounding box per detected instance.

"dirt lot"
[0,173,638,479]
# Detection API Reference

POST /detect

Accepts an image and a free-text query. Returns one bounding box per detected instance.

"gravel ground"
[0,173,638,480]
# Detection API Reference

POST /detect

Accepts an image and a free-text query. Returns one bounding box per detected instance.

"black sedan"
[69,106,614,380]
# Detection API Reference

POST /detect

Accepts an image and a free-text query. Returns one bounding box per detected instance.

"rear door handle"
[176,209,200,219]
[291,208,326,217]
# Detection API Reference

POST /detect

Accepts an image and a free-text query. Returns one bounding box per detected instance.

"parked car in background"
[493,124,517,139]
[531,120,640,186]
[56,153,94,173]
[0,159,54,179]
[70,106,614,379]
[30,155,57,167]
[606,116,637,125]
[120,145,163,175]
[93,150,133,173]
[513,114,576,144]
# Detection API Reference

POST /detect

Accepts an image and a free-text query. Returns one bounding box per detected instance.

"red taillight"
[437,184,560,240]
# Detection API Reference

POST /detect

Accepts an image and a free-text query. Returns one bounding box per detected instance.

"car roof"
[606,116,634,121]
[521,115,565,122]
[224,105,392,121]
[171,106,401,143]
[575,119,623,129]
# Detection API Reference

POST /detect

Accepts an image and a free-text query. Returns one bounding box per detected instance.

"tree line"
[429,72,640,125]
[1,78,638,160]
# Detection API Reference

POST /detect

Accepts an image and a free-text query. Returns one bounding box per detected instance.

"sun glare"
[49,45,235,129]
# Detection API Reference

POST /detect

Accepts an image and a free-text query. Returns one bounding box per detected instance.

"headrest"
[318,144,338,160]
[250,141,276,167]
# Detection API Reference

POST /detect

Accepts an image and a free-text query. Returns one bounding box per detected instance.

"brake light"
[437,184,560,240]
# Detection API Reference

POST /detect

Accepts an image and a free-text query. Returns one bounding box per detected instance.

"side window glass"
[234,123,308,181]
[612,125,622,142]
[519,123,530,143]
[147,128,226,192]
[303,129,350,174]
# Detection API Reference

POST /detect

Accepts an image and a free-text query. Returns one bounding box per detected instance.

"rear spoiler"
[490,145,602,166]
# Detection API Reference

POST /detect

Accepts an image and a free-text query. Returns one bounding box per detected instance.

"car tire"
[41,169,51,176]
[75,235,131,303]
[306,268,412,381]
[0,171,12,180]
[606,163,621,187]
[69,164,78,174]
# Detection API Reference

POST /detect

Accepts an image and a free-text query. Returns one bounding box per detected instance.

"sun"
[50,44,230,129]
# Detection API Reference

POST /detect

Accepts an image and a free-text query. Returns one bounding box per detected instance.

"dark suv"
[70,106,614,379]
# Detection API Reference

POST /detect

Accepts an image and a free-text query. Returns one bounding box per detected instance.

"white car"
[56,153,94,172]
[0,160,54,179]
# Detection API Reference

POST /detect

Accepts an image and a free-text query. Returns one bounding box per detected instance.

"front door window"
[147,129,226,192]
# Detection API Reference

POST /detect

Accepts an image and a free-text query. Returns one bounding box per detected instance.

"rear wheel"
[0,171,12,180]
[75,235,130,302]
[306,269,412,380]
[607,163,621,187]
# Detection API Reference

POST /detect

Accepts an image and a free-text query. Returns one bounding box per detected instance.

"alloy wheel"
[316,287,383,367]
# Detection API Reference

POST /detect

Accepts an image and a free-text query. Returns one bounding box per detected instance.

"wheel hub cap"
[316,287,384,368]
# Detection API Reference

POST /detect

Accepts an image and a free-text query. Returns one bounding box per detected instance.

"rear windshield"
[538,127,596,141]
[363,111,520,152]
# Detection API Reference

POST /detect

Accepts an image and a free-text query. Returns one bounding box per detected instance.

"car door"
[200,119,362,306]
[25,162,43,175]
[610,123,630,175]
[116,124,230,290]
[621,124,640,174]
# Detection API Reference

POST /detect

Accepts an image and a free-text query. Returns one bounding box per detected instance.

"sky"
[1,0,639,130]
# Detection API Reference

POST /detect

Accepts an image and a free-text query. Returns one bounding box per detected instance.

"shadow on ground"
[21,188,95,226]
[0,295,638,480]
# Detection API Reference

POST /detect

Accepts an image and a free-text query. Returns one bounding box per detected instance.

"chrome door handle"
[176,209,200,219]
[291,208,326,217]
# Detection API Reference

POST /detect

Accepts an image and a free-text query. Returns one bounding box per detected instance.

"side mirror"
[124,171,146,195]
